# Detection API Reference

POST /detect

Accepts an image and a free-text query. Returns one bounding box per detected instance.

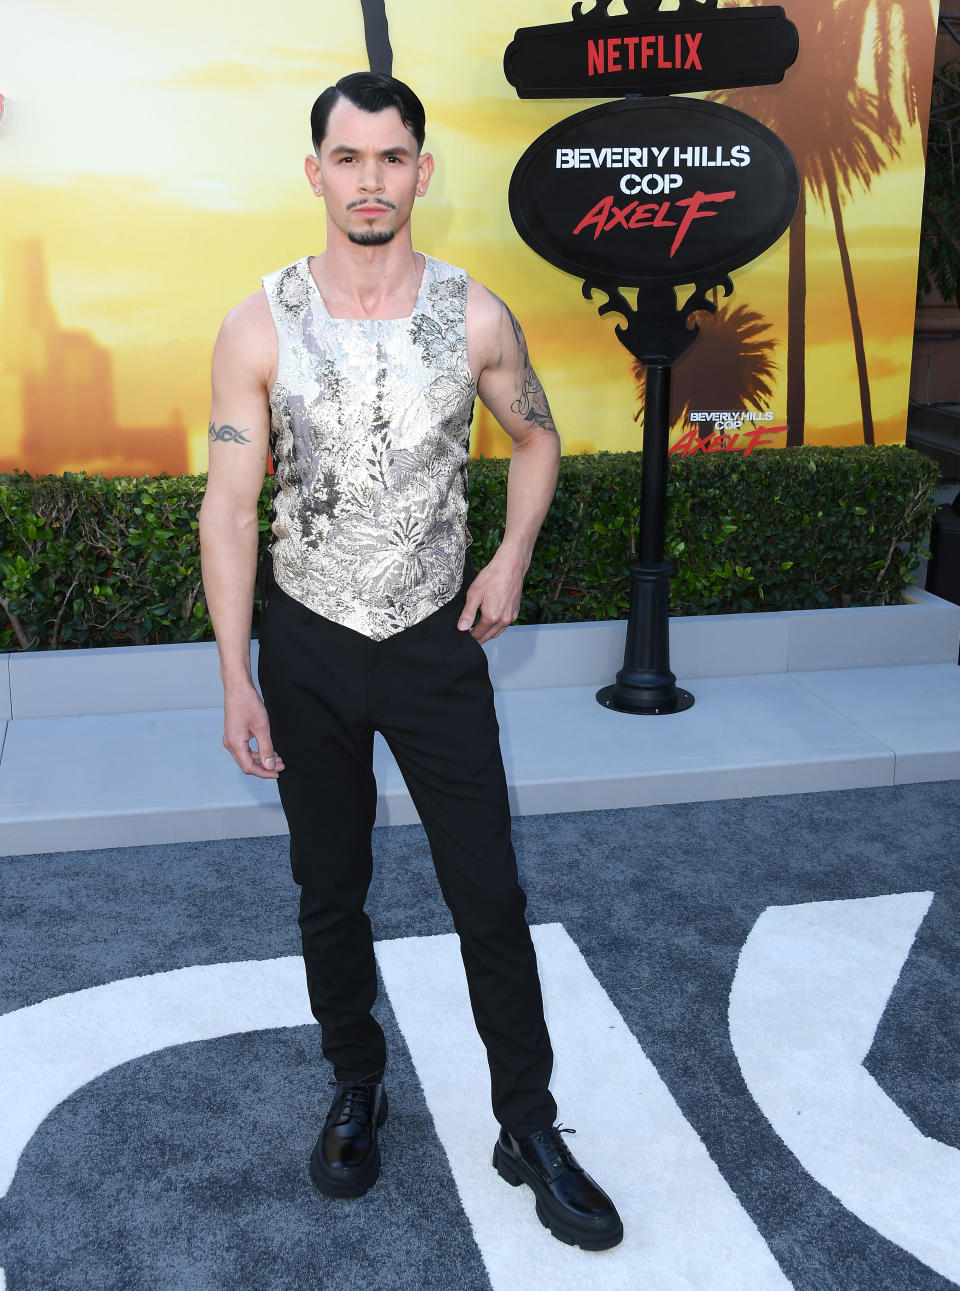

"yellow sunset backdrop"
[0,0,939,475]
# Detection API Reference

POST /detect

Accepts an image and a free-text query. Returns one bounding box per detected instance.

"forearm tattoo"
[208,421,251,444]
[503,305,559,436]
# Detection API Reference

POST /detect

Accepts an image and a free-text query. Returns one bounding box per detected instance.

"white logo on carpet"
[730,890,960,1284]
[376,922,790,1290]
[0,904,947,1289]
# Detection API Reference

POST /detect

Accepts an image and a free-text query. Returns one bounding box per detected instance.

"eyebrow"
[327,144,415,159]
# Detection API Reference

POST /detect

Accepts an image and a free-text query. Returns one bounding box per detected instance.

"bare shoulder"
[216,288,273,353]
[467,275,514,336]
[466,275,505,322]
[466,276,520,373]
[213,287,276,387]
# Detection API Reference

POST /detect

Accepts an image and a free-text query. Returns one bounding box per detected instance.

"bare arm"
[198,291,285,778]
[463,280,561,642]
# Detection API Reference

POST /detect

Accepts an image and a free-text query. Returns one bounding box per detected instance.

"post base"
[596,684,695,715]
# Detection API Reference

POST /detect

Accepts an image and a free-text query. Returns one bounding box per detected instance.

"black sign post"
[506,4,799,715]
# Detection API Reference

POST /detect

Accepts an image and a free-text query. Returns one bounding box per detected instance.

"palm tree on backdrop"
[821,0,937,434]
[867,0,939,153]
[812,28,900,446]
[633,302,779,434]
[714,0,903,447]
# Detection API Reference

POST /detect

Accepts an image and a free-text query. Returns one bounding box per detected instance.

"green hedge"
[0,445,939,652]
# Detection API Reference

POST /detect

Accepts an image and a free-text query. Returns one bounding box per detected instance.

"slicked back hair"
[310,72,426,155]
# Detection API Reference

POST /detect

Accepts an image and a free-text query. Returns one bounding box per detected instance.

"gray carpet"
[1,780,958,1290]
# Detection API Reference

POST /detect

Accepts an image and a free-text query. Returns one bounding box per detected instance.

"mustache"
[347,199,397,211]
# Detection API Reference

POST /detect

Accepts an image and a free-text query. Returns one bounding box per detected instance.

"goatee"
[348,228,396,246]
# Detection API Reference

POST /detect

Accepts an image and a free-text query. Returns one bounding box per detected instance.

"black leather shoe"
[309,1077,388,1199]
[493,1124,623,1250]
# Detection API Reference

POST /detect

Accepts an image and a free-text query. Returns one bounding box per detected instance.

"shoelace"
[328,1071,381,1124]
[532,1123,577,1174]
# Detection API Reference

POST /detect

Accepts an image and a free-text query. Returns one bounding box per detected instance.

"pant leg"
[257,564,385,1083]
[372,577,558,1138]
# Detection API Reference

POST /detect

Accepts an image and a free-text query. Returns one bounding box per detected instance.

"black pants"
[256,551,558,1139]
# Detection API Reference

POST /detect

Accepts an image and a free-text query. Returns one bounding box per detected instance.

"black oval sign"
[508,96,799,287]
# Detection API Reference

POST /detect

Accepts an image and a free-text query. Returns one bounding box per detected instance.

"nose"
[358,160,384,192]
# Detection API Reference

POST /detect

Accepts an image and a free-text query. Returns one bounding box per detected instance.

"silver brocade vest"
[261,252,477,640]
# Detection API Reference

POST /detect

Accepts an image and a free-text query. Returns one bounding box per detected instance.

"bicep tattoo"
[208,421,251,444]
[503,305,559,435]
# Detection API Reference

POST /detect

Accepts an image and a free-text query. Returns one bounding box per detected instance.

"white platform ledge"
[0,588,957,857]
[2,586,958,720]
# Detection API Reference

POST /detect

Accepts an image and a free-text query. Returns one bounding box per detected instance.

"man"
[198,71,622,1252]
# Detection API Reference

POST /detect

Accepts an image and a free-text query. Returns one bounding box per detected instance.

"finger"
[250,762,283,779]
[248,722,281,769]
[472,618,502,645]
[253,736,285,776]
[457,596,481,631]
[224,732,285,778]
[478,606,517,642]
[247,750,284,779]
[224,735,259,775]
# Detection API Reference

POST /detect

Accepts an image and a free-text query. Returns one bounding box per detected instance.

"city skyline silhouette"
[0,238,189,478]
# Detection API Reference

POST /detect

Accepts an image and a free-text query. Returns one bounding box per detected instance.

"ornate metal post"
[583,281,727,715]
[598,360,694,712]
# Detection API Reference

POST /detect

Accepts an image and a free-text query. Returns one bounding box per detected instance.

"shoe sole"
[310,1091,388,1199]
[492,1140,624,1252]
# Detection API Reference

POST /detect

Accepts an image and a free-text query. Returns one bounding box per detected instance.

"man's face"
[306,97,433,247]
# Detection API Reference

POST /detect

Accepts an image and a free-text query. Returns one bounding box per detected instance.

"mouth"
[351,204,393,217]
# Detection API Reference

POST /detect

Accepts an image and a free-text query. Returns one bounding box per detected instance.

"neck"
[314,224,422,316]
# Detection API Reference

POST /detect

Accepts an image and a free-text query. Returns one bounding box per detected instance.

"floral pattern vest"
[261,253,477,640]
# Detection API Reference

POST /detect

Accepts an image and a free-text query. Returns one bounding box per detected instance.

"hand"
[457,551,526,645]
[223,684,286,779]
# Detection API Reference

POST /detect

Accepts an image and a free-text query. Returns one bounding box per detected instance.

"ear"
[304,153,323,197]
[415,151,435,198]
